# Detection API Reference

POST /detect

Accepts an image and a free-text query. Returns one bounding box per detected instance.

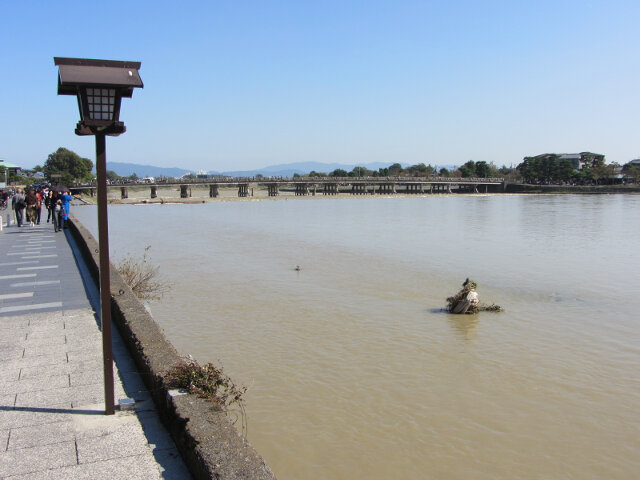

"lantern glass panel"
[86,88,117,121]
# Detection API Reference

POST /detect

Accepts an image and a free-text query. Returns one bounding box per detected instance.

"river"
[72,193,640,480]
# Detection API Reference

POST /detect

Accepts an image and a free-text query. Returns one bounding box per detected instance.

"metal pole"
[95,133,115,415]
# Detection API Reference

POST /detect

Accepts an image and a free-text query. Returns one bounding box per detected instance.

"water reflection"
[447,313,479,341]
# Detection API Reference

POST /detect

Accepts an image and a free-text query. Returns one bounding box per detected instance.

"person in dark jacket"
[11,188,26,227]
[25,189,38,226]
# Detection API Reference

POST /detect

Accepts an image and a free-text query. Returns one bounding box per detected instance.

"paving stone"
[14,352,69,369]
[117,371,147,394]
[0,366,20,383]
[67,349,102,363]
[152,447,194,480]
[5,374,69,394]
[1,393,16,408]
[0,441,77,477]
[4,453,163,480]
[18,363,73,380]
[7,419,75,450]
[69,371,103,387]
[15,386,73,409]
[0,344,23,362]
[23,334,66,347]
[0,404,77,430]
[1,428,8,451]
[76,422,150,463]
[136,410,181,451]
[23,344,69,358]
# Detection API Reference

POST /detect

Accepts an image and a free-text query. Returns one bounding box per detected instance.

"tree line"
[298,160,512,179]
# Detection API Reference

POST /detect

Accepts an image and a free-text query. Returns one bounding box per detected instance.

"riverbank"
[504,183,640,194]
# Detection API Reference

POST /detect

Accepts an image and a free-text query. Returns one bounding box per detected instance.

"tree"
[106,170,121,181]
[330,168,348,177]
[459,160,476,178]
[388,163,403,176]
[349,166,370,177]
[475,161,490,178]
[44,147,93,186]
[439,167,450,176]
[405,163,435,177]
[556,160,575,183]
[622,161,640,182]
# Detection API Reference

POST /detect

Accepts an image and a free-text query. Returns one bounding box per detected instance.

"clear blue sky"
[1,0,638,172]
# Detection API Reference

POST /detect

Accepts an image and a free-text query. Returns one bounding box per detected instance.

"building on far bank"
[525,152,605,170]
[0,159,21,176]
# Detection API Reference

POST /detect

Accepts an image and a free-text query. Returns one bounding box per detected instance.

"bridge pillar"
[295,184,309,196]
[323,183,337,195]
[238,184,249,197]
[267,184,279,196]
[120,187,128,199]
[180,185,190,198]
[150,186,157,198]
[447,184,452,193]
[209,184,219,198]
[351,184,366,195]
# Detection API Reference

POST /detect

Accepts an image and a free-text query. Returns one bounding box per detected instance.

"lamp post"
[54,57,143,415]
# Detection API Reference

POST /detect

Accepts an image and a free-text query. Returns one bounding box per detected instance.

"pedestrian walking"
[25,189,38,226]
[35,188,43,224]
[59,190,73,230]
[11,188,26,227]
[45,190,53,223]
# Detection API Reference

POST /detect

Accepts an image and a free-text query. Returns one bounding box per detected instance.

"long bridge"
[71,176,506,199]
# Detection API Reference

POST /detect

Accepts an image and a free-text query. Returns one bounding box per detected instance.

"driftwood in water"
[446,280,502,314]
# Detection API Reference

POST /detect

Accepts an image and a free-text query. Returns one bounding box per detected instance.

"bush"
[116,246,169,301]
[165,358,248,433]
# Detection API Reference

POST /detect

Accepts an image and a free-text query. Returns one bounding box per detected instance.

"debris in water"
[446,279,503,314]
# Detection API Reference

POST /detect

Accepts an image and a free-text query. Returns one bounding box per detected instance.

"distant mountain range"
[105,161,446,178]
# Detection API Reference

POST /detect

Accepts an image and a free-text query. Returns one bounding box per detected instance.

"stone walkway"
[0,219,192,479]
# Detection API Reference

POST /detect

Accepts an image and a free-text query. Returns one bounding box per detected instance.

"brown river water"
[73,192,640,480]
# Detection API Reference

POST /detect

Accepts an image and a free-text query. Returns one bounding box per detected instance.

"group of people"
[10,186,72,232]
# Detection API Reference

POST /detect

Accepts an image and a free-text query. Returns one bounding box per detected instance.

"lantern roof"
[54,57,143,98]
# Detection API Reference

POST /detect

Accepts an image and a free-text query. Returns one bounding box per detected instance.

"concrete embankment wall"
[68,216,277,480]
